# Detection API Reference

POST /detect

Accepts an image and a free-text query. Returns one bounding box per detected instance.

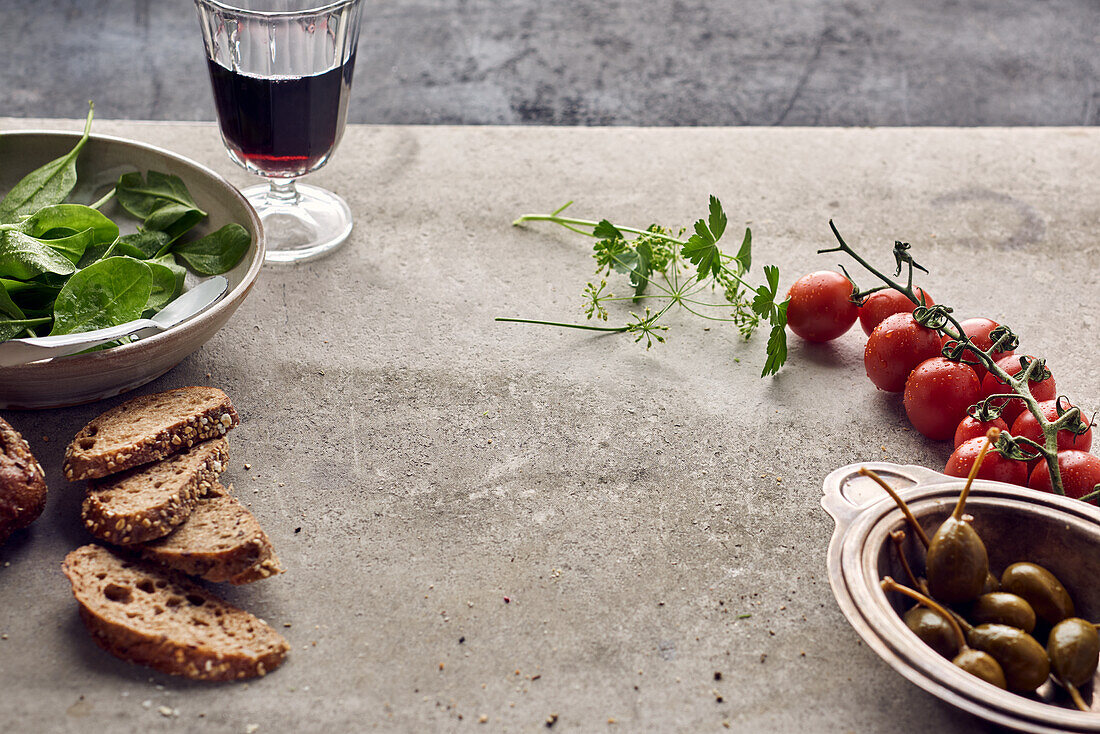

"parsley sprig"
[499,196,789,376]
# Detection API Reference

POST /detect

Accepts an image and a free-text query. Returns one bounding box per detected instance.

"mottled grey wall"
[3,0,1099,125]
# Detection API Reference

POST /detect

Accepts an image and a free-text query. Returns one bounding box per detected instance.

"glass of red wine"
[194,0,362,263]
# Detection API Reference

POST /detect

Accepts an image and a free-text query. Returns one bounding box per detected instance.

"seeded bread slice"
[0,416,47,545]
[62,544,288,681]
[82,438,228,545]
[64,387,239,481]
[137,484,283,584]
[229,550,284,585]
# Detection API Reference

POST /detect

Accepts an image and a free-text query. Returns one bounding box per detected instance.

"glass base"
[243,182,353,264]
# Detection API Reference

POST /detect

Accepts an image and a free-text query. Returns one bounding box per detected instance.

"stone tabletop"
[2,119,1099,732]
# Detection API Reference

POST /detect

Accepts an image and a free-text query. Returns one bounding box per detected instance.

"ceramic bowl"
[823,462,1100,733]
[0,130,264,409]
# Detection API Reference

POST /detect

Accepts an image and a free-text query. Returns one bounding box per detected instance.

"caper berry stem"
[890,530,924,591]
[882,576,967,651]
[1065,680,1089,712]
[953,428,999,521]
[860,467,931,547]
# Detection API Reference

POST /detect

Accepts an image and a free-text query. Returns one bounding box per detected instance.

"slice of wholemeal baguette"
[82,438,228,545]
[137,483,283,584]
[62,544,288,681]
[64,387,240,481]
[229,549,284,585]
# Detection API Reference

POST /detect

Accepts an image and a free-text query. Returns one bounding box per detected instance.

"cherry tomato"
[941,317,1014,381]
[945,437,1028,486]
[864,313,943,392]
[786,271,858,342]
[954,415,1009,449]
[978,355,1057,427]
[903,358,982,441]
[1028,451,1100,499]
[858,287,934,336]
[1010,400,1093,455]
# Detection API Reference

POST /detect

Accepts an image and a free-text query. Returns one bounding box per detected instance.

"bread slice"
[0,416,47,545]
[229,549,284,585]
[137,484,283,584]
[62,544,288,681]
[82,438,228,545]
[64,387,240,481]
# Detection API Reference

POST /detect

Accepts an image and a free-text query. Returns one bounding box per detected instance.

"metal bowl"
[0,130,264,409]
[823,462,1100,733]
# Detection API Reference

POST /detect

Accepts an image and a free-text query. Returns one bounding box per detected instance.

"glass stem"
[266,179,300,206]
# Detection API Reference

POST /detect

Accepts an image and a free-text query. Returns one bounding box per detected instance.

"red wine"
[207,55,355,178]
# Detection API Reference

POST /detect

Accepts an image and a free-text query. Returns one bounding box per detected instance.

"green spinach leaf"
[144,203,206,243]
[41,227,94,265]
[0,230,78,280]
[21,203,119,245]
[172,223,250,275]
[144,254,186,313]
[50,256,152,336]
[1,278,61,314]
[117,230,171,260]
[0,280,25,321]
[116,171,206,243]
[0,317,50,342]
[0,104,94,223]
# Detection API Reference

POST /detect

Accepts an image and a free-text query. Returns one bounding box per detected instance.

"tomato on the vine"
[786,271,858,342]
[977,355,1057,427]
[864,313,943,392]
[1028,451,1100,499]
[941,317,1014,381]
[944,437,1028,486]
[903,358,982,441]
[1010,399,1093,455]
[954,415,1009,449]
[857,287,934,336]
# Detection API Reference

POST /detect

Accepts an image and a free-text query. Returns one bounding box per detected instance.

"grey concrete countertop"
[2,119,1099,733]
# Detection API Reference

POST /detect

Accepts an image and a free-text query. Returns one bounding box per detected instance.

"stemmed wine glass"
[194,0,363,264]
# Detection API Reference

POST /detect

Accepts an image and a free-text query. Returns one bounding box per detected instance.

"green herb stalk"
[501,197,789,376]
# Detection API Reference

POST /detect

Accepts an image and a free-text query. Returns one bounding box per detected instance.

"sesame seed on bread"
[137,484,282,584]
[62,544,288,681]
[64,387,239,482]
[82,437,228,545]
[0,416,47,545]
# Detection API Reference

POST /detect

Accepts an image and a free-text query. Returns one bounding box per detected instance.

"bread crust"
[63,544,288,681]
[82,438,228,545]
[64,387,240,481]
[0,416,47,545]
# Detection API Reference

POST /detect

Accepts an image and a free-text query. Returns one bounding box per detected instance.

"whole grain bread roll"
[0,416,47,545]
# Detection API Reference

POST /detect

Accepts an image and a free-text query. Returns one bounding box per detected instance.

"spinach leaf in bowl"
[0,105,93,223]
[173,223,250,276]
[50,256,152,336]
[144,254,186,313]
[0,230,78,280]
[21,203,119,246]
[116,171,207,244]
